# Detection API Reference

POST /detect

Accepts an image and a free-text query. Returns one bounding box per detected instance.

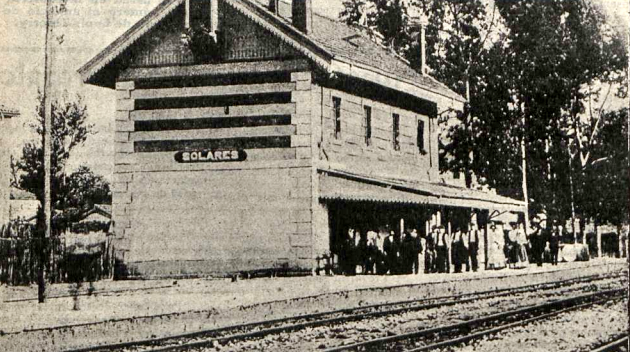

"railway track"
[589,335,629,352]
[323,288,626,352]
[65,272,625,352]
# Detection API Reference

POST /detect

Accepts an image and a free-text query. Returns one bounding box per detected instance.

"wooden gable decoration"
[124,0,299,68]
[221,2,297,61]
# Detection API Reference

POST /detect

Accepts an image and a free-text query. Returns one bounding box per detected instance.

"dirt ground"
[0,258,625,334]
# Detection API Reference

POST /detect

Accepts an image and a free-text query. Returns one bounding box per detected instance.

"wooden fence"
[0,222,115,285]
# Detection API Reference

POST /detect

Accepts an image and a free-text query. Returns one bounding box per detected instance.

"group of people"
[423,224,481,274]
[527,222,563,267]
[337,219,565,276]
[339,228,423,275]
[489,220,563,270]
[338,224,482,276]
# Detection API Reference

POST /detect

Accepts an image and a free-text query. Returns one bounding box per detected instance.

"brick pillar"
[113,81,135,264]
[289,71,314,271]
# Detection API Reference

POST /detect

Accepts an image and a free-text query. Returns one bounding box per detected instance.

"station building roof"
[78,0,464,108]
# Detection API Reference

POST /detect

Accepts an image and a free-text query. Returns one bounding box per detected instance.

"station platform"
[0,258,627,351]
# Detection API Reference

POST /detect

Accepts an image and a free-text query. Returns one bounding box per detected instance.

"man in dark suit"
[411,229,423,274]
[401,230,415,274]
[435,225,450,273]
[452,227,465,273]
[466,224,480,272]
[425,226,437,273]
[383,231,400,275]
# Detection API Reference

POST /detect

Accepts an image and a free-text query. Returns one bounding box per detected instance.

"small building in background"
[9,187,39,222]
[0,103,20,226]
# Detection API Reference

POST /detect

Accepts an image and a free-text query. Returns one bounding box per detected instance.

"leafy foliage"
[341,0,628,227]
[579,109,629,226]
[14,92,111,232]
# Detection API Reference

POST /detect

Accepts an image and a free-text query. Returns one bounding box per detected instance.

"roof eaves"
[319,168,525,209]
[78,0,185,85]
[330,57,466,108]
[0,104,20,117]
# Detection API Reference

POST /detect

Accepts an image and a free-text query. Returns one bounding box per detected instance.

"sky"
[0,0,627,182]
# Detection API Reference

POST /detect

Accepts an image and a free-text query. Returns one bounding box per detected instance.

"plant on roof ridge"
[182,23,222,64]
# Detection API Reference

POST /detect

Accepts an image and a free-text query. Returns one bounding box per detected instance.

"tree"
[341,0,500,188]
[494,0,627,223]
[15,91,94,233]
[341,0,627,230]
[58,166,112,228]
[580,108,629,228]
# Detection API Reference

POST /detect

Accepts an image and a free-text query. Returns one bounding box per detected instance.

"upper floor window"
[333,97,341,139]
[392,113,400,151]
[417,119,425,153]
[364,105,372,146]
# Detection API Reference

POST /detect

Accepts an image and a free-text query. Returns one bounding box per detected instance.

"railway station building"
[79,0,526,278]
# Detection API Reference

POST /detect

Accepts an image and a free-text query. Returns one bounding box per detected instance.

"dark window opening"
[364,105,372,146]
[392,113,400,151]
[333,97,341,139]
[454,171,461,179]
[417,119,425,153]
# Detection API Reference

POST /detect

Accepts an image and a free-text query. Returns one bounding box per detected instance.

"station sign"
[174,149,247,163]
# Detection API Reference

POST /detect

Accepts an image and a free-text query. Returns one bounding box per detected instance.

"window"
[453,171,461,179]
[417,120,425,153]
[364,105,372,145]
[392,113,400,151]
[333,97,341,139]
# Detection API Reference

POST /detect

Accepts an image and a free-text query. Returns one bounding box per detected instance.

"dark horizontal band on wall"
[123,59,310,89]
[134,115,292,132]
[134,92,292,111]
[134,136,292,153]
[326,75,438,117]
[135,72,293,90]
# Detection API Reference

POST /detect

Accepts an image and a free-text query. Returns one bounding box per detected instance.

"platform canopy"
[318,170,526,213]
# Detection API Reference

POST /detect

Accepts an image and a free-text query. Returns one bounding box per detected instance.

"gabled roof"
[250,0,461,102]
[79,0,464,105]
[10,187,37,201]
[0,103,19,117]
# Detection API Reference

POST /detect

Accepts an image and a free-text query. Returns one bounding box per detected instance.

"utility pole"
[568,153,577,243]
[626,0,629,265]
[520,109,529,234]
[39,0,54,303]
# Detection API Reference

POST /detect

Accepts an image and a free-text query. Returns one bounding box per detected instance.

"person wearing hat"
[466,223,480,272]
[425,225,438,273]
[452,226,466,273]
[341,228,358,275]
[383,230,400,274]
[410,229,423,274]
[435,225,450,273]
[529,219,546,267]
[507,221,519,268]
[401,229,415,274]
